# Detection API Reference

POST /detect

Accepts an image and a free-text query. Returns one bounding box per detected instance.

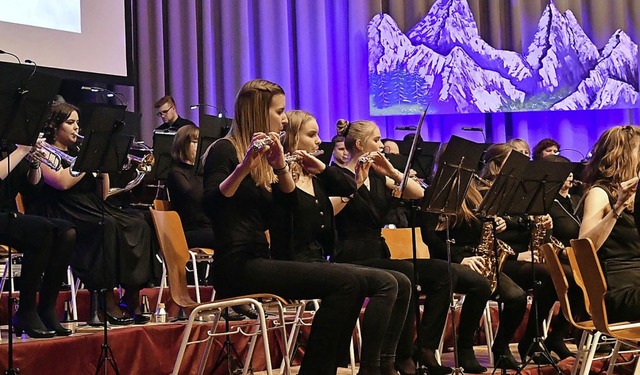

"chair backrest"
[149,207,198,308]
[565,243,591,315]
[153,199,173,211]
[383,228,430,259]
[539,242,591,330]
[15,192,25,214]
[569,238,611,335]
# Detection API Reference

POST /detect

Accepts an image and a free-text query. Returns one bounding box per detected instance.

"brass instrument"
[528,215,565,263]
[476,220,516,293]
[29,141,81,176]
[107,153,155,197]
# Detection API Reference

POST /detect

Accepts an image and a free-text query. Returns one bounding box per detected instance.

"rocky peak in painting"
[368,0,639,115]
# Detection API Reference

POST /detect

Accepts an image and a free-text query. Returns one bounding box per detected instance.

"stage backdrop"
[131,0,640,161]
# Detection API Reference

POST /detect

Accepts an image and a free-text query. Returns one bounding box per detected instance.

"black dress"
[26,158,152,291]
[202,139,365,375]
[597,185,640,322]
[332,166,451,358]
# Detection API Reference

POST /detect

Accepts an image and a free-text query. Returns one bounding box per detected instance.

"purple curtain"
[132,0,640,161]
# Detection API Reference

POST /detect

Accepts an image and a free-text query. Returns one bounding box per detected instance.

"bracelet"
[612,207,623,219]
[273,164,289,176]
[27,160,40,169]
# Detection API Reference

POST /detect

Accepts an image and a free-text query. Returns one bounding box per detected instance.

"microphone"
[395,126,417,131]
[24,59,37,82]
[461,127,483,131]
[190,103,227,118]
[0,49,21,64]
[81,86,127,107]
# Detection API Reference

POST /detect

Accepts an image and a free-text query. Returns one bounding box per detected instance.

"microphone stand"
[392,109,428,373]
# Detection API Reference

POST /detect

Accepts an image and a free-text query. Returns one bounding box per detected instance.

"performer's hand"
[369,151,396,177]
[540,214,553,230]
[354,159,370,188]
[294,150,325,175]
[461,256,486,274]
[494,216,507,233]
[264,131,286,169]
[615,176,639,211]
[241,133,268,171]
[517,251,535,263]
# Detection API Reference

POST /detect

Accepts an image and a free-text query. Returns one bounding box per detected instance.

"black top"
[202,139,295,262]
[496,214,531,254]
[155,116,195,131]
[596,185,640,268]
[270,166,355,262]
[420,212,483,264]
[333,167,393,261]
[166,161,210,231]
[0,155,33,212]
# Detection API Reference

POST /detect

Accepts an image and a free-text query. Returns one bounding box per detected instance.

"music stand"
[194,115,231,175]
[72,109,131,375]
[398,141,440,180]
[422,136,485,375]
[149,132,176,181]
[480,160,574,373]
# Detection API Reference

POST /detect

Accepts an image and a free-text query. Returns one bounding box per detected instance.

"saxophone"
[476,220,516,293]
[528,215,565,263]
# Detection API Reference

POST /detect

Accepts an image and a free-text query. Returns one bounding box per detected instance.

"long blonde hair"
[225,79,285,190]
[583,125,640,201]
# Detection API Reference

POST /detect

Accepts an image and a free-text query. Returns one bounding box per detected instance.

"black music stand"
[398,141,441,180]
[72,110,131,375]
[194,115,231,175]
[422,136,485,375]
[481,159,573,373]
[0,65,60,375]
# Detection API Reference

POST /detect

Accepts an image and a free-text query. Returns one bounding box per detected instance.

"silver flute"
[252,131,286,152]
[358,155,374,164]
[285,149,324,164]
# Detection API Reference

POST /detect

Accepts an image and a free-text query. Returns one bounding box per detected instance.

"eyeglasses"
[156,106,174,117]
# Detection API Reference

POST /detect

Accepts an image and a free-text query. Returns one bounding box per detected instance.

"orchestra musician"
[481,144,576,363]
[0,144,76,338]
[269,109,411,375]
[25,102,153,325]
[330,134,349,167]
[532,138,560,161]
[330,119,453,375]
[507,138,531,159]
[201,79,366,374]
[420,154,526,370]
[580,125,640,322]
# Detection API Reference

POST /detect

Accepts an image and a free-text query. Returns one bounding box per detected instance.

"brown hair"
[479,143,514,182]
[154,95,175,109]
[44,102,80,144]
[336,119,377,154]
[507,138,530,156]
[582,125,640,200]
[172,125,199,163]
[226,79,285,190]
[532,138,560,160]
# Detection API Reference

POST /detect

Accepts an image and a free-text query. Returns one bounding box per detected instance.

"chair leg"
[0,257,9,293]
[189,251,201,303]
[157,263,167,311]
[483,302,494,366]
[606,339,622,375]
[580,331,601,375]
[67,266,78,321]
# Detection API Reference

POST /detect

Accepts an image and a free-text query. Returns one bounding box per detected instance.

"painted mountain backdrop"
[368,0,639,115]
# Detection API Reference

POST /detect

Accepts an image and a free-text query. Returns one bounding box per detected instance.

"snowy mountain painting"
[368,0,639,115]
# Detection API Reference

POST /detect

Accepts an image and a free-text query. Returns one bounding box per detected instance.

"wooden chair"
[540,242,612,375]
[149,207,292,375]
[152,199,214,304]
[570,238,640,374]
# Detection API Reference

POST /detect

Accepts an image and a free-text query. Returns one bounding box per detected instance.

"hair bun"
[336,119,351,136]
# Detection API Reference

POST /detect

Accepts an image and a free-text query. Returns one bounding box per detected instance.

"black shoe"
[458,348,487,373]
[492,348,519,370]
[98,309,135,326]
[38,310,72,336]
[221,309,246,321]
[545,337,576,359]
[424,363,453,375]
[232,304,259,319]
[118,301,150,325]
[12,313,55,339]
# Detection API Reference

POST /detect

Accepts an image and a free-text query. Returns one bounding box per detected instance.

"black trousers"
[0,213,75,316]
[212,256,365,375]
[339,258,451,361]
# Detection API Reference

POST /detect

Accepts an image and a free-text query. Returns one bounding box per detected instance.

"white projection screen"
[0,0,133,83]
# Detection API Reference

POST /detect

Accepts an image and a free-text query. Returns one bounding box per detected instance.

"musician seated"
[26,102,153,325]
[0,144,76,338]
